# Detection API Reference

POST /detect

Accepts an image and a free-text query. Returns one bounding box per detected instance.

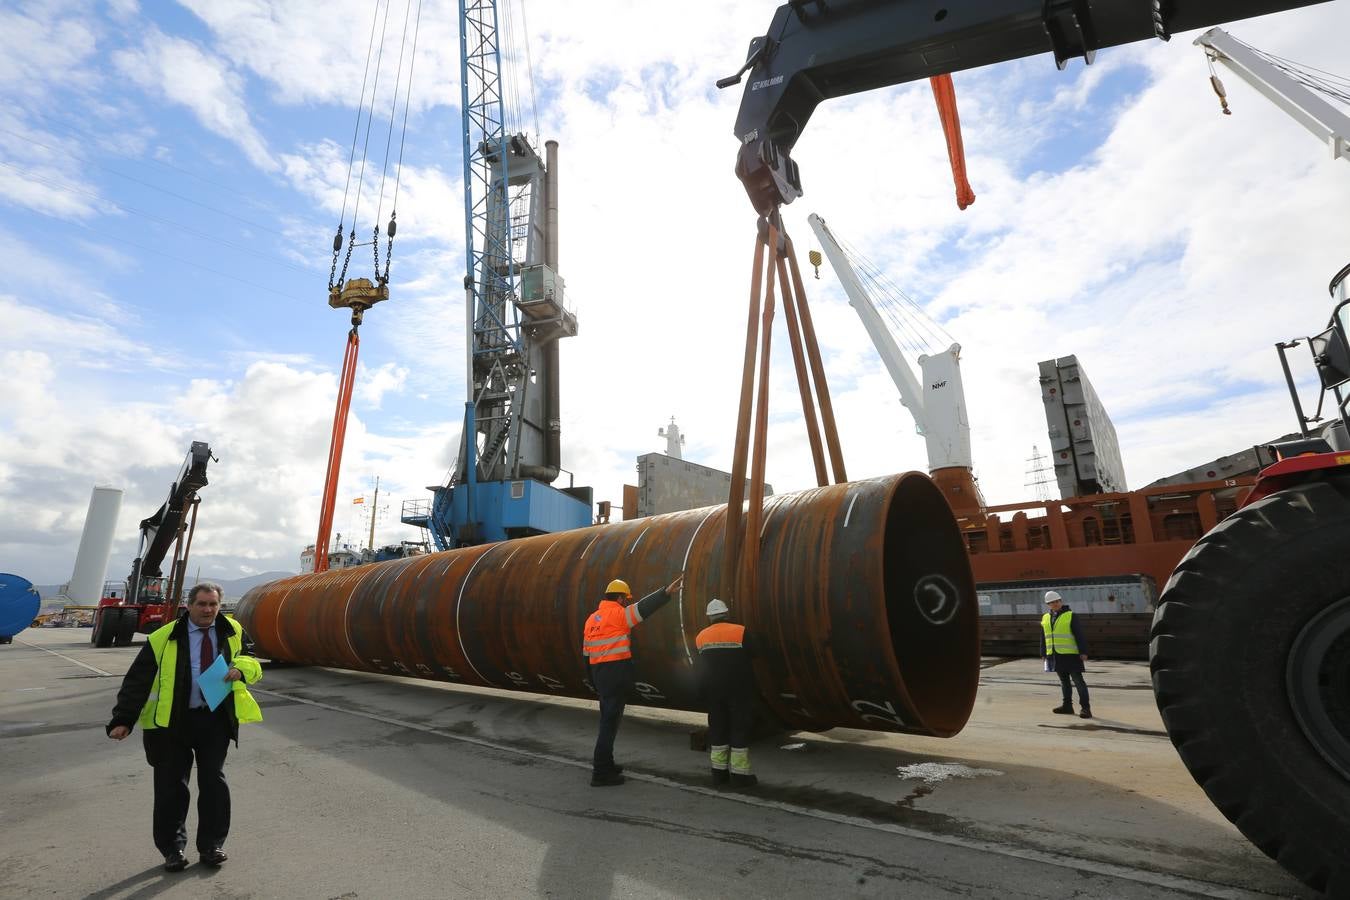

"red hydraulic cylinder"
[238,471,980,737]
[313,326,360,573]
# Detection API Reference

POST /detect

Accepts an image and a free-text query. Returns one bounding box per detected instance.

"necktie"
[201,626,214,672]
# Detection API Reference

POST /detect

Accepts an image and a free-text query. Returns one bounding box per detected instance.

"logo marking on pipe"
[914,574,959,626]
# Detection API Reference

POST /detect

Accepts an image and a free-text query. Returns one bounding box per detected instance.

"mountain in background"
[32,571,294,609]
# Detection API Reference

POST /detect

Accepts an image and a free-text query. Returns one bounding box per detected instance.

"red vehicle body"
[91,442,212,648]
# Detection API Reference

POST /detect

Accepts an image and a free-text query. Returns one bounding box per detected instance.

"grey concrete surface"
[0,629,1312,899]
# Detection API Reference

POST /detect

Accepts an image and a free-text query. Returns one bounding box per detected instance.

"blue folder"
[199,654,233,711]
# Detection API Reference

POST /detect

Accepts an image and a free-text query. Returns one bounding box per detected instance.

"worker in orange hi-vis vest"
[582,573,684,786]
[695,598,758,788]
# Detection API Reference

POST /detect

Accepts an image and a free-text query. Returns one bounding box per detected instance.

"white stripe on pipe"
[629,526,650,555]
[454,550,491,684]
[843,493,859,528]
[678,508,721,666]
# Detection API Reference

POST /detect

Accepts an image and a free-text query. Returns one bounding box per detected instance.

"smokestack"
[545,140,559,269]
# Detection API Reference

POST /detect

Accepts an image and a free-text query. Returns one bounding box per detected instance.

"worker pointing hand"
[582,573,683,786]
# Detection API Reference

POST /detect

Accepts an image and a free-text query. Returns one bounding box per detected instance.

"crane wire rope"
[831,229,956,359]
[500,0,523,138]
[388,0,425,228]
[332,0,396,292]
[1228,34,1350,105]
[331,0,386,291]
[518,0,542,142]
[373,0,422,283]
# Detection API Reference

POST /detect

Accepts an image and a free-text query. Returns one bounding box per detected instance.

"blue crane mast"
[404,0,588,549]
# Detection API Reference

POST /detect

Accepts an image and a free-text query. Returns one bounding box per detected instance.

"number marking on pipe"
[851,698,906,728]
[537,674,565,692]
[633,681,666,702]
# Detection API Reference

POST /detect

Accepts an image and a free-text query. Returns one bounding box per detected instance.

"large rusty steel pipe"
[238,472,980,737]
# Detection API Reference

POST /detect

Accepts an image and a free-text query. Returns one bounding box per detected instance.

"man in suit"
[107,582,264,871]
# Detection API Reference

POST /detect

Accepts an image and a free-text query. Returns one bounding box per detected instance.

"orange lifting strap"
[930,74,976,211]
[725,213,848,607]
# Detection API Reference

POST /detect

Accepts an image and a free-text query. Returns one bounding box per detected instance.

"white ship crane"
[1196,27,1349,163]
[807,212,984,513]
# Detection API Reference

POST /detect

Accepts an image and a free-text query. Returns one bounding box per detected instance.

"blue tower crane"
[403,0,589,549]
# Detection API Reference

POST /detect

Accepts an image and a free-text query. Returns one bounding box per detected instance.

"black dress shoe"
[590,771,625,787]
[163,851,188,872]
[1052,704,1074,715]
[1079,707,1093,719]
[199,848,228,867]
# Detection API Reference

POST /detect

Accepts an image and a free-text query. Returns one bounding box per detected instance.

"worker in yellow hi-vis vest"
[1040,590,1092,719]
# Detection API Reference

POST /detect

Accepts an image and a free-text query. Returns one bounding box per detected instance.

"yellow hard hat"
[605,579,632,597]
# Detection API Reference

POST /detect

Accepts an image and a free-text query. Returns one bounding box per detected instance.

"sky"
[1,0,1348,588]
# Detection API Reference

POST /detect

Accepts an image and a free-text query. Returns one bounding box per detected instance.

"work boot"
[1052,704,1074,715]
[711,768,730,785]
[1079,707,1093,719]
[590,771,625,787]
[729,772,758,789]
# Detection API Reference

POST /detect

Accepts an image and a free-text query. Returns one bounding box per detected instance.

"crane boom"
[721,0,1331,213]
[1195,27,1350,161]
[808,213,973,473]
[127,441,211,604]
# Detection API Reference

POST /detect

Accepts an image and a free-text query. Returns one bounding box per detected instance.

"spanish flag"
[353,497,365,505]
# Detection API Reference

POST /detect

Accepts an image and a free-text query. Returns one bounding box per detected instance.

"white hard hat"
[706,598,730,617]
[1044,590,1063,604]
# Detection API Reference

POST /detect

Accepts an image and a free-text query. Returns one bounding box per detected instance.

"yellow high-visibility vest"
[138,616,263,729]
[1041,610,1080,655]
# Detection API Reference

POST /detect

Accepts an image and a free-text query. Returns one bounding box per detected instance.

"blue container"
[0,574,42,640]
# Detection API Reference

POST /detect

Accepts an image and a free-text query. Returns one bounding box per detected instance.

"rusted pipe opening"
[884,473,980,737]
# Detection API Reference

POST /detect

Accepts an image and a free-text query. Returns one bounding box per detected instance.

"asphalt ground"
[0,628,1312,899]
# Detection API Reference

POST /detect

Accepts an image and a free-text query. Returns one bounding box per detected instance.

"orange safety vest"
[583,599,644,664]
[695,622,745,652]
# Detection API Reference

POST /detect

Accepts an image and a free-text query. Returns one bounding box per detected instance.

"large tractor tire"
[1151,478,1350,896]
[91,609,115,648]
[113,608,139,647]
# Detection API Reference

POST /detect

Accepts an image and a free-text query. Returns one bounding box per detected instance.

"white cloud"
[0,5,99,99]
[4,0,1348,587]
[113,29,277,172]
[355,361,409,409]
[175,0,460,113]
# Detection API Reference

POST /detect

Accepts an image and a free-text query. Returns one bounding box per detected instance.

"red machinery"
[92,442,212,647]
